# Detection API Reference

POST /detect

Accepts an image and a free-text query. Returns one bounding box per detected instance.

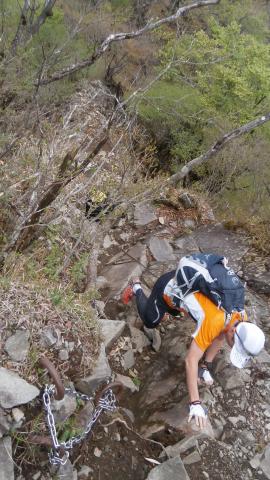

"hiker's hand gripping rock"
[188,402,207,429]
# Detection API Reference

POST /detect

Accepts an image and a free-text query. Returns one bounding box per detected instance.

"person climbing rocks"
[121,253,265,429]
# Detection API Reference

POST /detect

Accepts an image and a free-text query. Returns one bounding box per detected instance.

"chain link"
[42,384,117,466]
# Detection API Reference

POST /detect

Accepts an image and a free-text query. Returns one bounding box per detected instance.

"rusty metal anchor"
[29,356,124,460]
[39,356,65,401]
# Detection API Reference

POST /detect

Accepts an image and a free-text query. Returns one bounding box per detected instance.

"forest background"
[0,0,270,299]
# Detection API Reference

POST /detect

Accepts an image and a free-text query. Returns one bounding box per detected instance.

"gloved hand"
[188,402,207,429]
[198,367,214,386]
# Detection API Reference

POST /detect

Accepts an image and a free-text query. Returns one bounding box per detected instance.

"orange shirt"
[192,293,247,351]
[163,291,247,352]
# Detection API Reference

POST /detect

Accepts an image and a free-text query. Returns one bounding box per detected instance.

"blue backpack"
[175,253,245,314]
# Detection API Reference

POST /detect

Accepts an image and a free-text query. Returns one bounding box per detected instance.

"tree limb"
[10,0,56,55]
[169,113,270,185]
[30,0,56,35]
[38,0,220,86]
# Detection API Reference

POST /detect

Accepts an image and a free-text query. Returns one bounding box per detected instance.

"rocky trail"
[1,195,270,480]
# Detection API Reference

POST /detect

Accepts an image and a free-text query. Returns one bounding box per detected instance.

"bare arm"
[204,333,225,363]
[185,340,205,402]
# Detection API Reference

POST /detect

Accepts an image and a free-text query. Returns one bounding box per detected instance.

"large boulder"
[0,368,39,409]
[98,319,125,351]
[75,344,111,395]
[0,437,14,480]
[193,224,249,272]
[102,243,148,297]
[4,330,30,362]
[134,202,157,226]
[149,236,175,262]
[146,457,190,480]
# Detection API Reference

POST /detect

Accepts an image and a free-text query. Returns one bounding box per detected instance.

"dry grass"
[0,276,101,386]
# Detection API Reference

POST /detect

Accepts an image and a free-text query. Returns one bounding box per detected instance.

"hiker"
[121,253,265,429]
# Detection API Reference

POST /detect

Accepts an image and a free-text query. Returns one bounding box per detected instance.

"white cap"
[230,322,265,369]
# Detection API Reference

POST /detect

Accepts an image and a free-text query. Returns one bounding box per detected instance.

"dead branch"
[38,0,220,86]
[30,0,56,35]
[10,0,56,55]
[4,122,110,253]
[168,113,270,185]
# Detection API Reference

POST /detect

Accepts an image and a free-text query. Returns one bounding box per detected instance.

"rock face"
[4,330,30,362]
[102,243,147,297]
[76,344,111,394]
[146,457,190,480]
[148,402,214,438]
[51,394,77,423]
[98,319,125,351]
[149,236,175,262]
[259,445,270,479]
[193,224,249,272]
[134,202,157,226]
[0,437,14,480]
[0,368,39,408]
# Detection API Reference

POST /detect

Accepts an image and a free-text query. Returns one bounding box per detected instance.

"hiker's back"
[175,253,245,314]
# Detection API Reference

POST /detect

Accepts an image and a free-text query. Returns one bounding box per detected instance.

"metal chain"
[42,384,117,466]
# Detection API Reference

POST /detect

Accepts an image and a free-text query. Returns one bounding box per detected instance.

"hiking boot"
[121,278,141,304]
[121,284,134,304]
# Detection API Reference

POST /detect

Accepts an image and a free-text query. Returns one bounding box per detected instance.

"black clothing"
[135,270,180,328]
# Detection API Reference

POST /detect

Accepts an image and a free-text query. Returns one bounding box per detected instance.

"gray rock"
[250,453,262,469]
[73,401,95,432]
[0,368,39,409]
[193,224,249,272]
[11,408,24,424]
[0,408,12,437]
[183,219,196,230]
[134,202,157,226]
[238,430,256,445]
[59,349,69,361]
[98,319,125,351]
[115,373,139,393]
[228,415,246,426]
[217,366,250,390]
[122,349,135,370]
[146,457,190,480]
[51,395,77,424]
[259,445,270,479]
[56,459,77,480]
[140,422,165,439]
[78,465,93,478]
[129,326,150,353]
[40,327,58,347]
[32,472,42,480]
[102,243,147,297]
[183,450,201,465]
[144,327,162,352]
[4,330,30,362]
[139,375,178,408]
[257,349,270,364]
[161,434,204,458]
[103,234,115,249]
[0,437,14,480]
[148,401,214,438]
[75,344,111,395]
[178,193,196,209]
[149,236,175,262]
[173,235,199,256]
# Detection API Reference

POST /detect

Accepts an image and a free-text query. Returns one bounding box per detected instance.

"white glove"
[198,367,214,386]
[188,402,207,428]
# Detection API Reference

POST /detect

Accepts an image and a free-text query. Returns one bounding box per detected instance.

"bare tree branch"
[4,121,111,253]
[30,0,56,35]
[10,0,56,55]
[169,113,270,185]
[38,0,220,86]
